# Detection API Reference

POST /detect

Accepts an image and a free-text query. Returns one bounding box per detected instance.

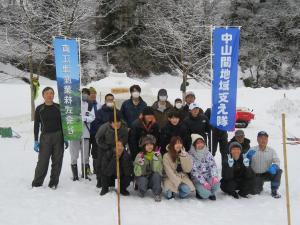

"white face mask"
[82,93,89,102]
[175,103,183,109]
[159,96,167,101]
[131,91,140,98]
[106,102,114,108]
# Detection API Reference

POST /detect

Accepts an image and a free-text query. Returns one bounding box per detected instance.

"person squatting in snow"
[32,86,283,200]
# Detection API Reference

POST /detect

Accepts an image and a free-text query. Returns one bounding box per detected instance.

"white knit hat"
[191,133,205,145]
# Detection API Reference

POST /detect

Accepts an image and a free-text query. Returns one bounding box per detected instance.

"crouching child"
[134,135,163,202]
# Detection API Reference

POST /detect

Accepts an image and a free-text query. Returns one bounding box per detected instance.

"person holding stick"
[95,112,132,196]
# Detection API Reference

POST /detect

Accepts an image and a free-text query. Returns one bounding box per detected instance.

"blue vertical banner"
[210,28,240,131]
[53,37,82,140]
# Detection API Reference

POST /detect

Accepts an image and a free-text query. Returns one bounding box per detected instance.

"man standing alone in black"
[32,87,67,189]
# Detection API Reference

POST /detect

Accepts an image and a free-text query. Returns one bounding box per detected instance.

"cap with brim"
[189,103,200,111]
[257,131,268,137]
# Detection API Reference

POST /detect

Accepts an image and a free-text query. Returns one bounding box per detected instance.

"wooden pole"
[113,102,121,225]
[282,113,292,225]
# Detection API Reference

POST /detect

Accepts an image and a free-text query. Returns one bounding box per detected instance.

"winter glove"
[64,141,69,149]
[203,182,211,190]
[242,153,250,167]
[34,141,39,152]
[267,164,279,175]
[227,154,234,168]
[210,176,219,186]
[245,149,256,160]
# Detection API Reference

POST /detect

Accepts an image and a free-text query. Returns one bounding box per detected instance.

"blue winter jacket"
[120,97,147,128]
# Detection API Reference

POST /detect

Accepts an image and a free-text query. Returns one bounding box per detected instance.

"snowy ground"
[0,73,300,225]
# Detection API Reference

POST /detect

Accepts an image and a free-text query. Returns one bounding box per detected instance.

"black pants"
[96,148,104,182]
[211,136,228,158]
[101,174,131,191]
[89,134,98,173]
[253,169,282,194]
[32,131,64,186]
[221,177,255,196]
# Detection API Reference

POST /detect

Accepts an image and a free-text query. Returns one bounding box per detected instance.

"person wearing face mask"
[69,88,95,181]
[173,98,186,122]
[151,89,174,129]
[220,142,255,199]
[121,85,147,128]
[93,93,116,185]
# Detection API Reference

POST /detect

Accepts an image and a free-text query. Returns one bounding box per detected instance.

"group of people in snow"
[31,85,282,202]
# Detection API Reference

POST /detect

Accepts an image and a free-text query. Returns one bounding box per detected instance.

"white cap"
[189,102,200,111]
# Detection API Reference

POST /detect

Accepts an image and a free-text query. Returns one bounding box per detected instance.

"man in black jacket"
[100,141,132,196]
[128,106,160,161]
[93,94,116,184]
[160,111,189,154]
[220,142,255,199]
[183,103,210,150]
[95,111,128,188]
[228,130,250,154]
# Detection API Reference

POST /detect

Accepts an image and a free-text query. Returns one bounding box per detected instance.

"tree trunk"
[28,40,35,121]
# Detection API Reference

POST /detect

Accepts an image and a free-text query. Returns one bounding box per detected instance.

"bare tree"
[137,0,218,101]
[0,0,98,120]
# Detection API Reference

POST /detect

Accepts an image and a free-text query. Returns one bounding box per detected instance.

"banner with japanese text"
[210,28,240,131]
[53,37,82,140]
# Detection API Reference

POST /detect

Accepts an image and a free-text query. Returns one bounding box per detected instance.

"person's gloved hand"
[210,176,219,186]
[64,141,69,149]
[267,164,279,175]
[34,141,39,152]
[242,153,250,167]
[203,182,211,190]
[245,149,256,160]
[227,154,234,167]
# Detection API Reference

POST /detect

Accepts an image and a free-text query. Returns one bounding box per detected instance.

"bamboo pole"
[282,113,291,225]
[113,102,121,225]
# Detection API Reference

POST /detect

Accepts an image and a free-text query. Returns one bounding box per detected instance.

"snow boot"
[71,164,79,181]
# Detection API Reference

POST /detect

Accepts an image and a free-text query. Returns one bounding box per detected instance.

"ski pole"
[282,113,291,225]
[113,101,121,225]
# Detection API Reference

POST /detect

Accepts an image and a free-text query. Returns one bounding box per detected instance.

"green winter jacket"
[134,151,163,177]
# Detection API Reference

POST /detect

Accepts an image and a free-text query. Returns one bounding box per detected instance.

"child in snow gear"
[189,134,220,200]
[134,134,163,202]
